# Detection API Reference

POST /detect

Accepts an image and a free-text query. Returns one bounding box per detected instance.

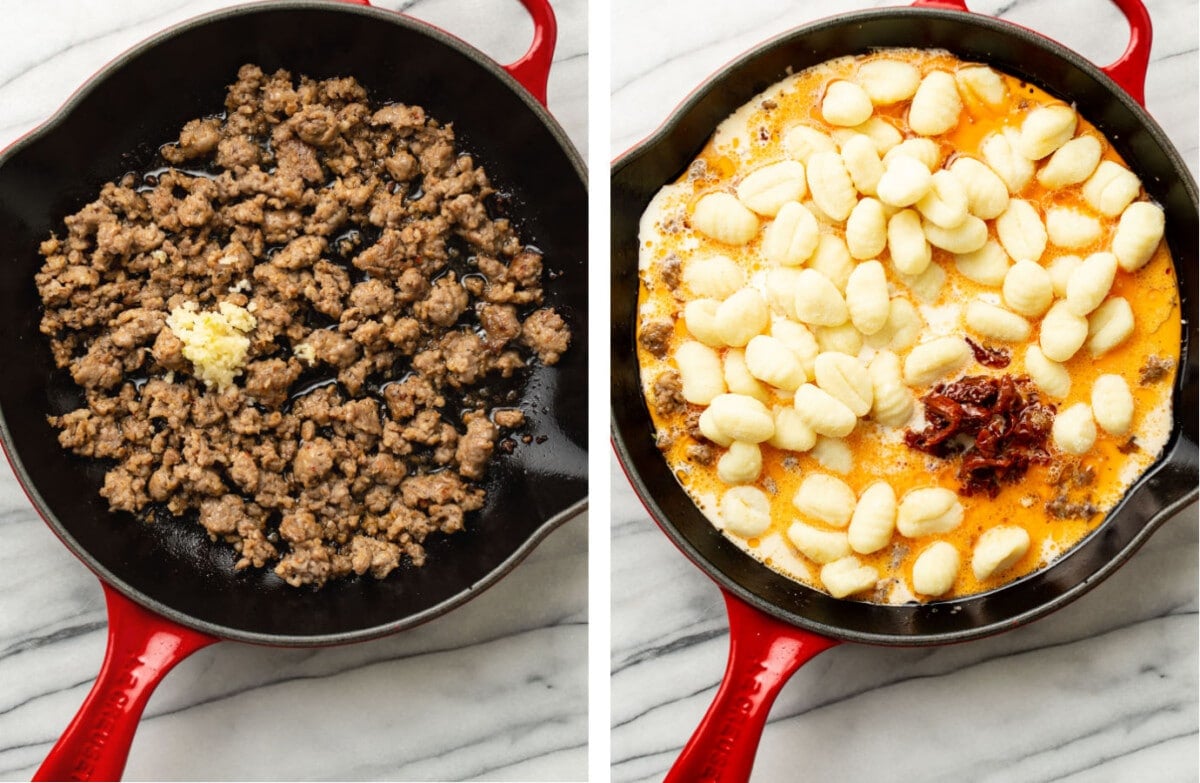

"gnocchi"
[916,169,969,229]
[836,117,903,154]
[896,488,964,537]
[980,130,1034,193]
[1045,207,1102,250]
[715,287,770,347]
[698,407,734,448]
[762,201,821,266]
[857,59,921,105]
[863,298,922,352]
[819,557,879,598]
[771,319,820,376]
[882,138,940,171]
[1086,297,1135,356]
[954,65,1007,108]
[783,125,838,162]
[675,341,726,404]
[793,473,857,528]
[965,300,1031,343]
[1016,104,1077,160]
[1091,374,1134,436]
[904,337,971,387]
[793,383,857,438]
[877,155,934,208]
[794,269,850,326]
[1039,301,1089,362]
[841,133,884,196]
[822,80,874,127]
[723,349,772,403]
[745,334,807,391]
[995,199,1047,263]
[846,198,888,260]
[683,299,725,347]
[912,541,960,596]
[1052,402,1097,455]
[844,260,890,335]
[908,70,962,136]
[814,351,874,417]
[923,214,988,254]
[1046,254,1083,297]
[868,350,914,427]
[706,393,776,443]
[1064,252,1118,316]
[769,406,818,452]
[1112,201,1165,272]
[1023,345,1071,399]
[971,526,1030,581]
[692,192,759,245]
[736,160,807,216]
[1036,134,1102,189]
[887,208,933,275]
[1002,260,1054,318]
[808,234,856,290]
[899,261,947,304]
[949,156,1009,220]
[811,436,853,474]
[683,254,744,299]
[765,267,804,319]
[719,486,772,537]
[847,482,897,555]
[1082,161,1142,217]
[788,522,852,564]
[718,441,763,484]
[814,322,864,356]
[806,151,858,222]
[954,240,1011,287]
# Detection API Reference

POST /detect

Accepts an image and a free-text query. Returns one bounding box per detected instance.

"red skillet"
[0,1,587,779]
[610,1,1198,780]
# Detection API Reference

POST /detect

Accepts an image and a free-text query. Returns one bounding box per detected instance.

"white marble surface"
[611,1,1198,781]
[0,1,587,781]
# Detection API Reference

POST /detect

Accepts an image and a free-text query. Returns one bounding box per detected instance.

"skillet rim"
[610,4,1198,646]
[0,0,589,647]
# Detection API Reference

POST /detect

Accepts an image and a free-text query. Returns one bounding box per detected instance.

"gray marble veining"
[0,1,587,780]
[611,0,1198,780]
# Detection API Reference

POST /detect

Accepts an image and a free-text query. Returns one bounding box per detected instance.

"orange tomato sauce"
[635,49,1180,603]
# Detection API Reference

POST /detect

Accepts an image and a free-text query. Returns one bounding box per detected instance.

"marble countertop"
[0,1,587,781]
[611,1,1198,781]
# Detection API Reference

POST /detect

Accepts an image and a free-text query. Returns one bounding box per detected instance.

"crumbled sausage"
[37,65,572,589]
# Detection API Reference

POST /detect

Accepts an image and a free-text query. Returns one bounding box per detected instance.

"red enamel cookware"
[610,1,1197,780]
[0,1,587,779]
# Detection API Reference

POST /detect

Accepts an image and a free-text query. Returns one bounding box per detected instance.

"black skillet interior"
[611,7,1198,645]
[0,2,587,644]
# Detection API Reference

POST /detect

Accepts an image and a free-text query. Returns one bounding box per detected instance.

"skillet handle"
[33,583,217,782]
[502,0,558,107]
[340,0,556,107]
[910,0,1153,106]
[664,591,839,783]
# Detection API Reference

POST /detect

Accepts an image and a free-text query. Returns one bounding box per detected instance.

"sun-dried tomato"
[905,374,1055,497]
[965,338,1011,368]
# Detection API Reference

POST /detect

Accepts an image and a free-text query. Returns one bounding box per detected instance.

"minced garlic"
[165,301,257,390]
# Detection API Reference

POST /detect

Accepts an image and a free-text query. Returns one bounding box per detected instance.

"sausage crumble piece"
[36,64,571,588]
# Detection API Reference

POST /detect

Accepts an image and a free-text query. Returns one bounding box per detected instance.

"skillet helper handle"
[502,0,557,107]
[909,0,1153,106]
[34,584,217,782]
[334,0,556,107]
[665,591,839,783]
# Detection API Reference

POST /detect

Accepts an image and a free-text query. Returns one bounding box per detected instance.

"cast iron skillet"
[0,0,586,779]
[611,0,1197,779]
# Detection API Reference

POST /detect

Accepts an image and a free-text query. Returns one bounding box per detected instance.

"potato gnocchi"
[636,48,1179,605]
